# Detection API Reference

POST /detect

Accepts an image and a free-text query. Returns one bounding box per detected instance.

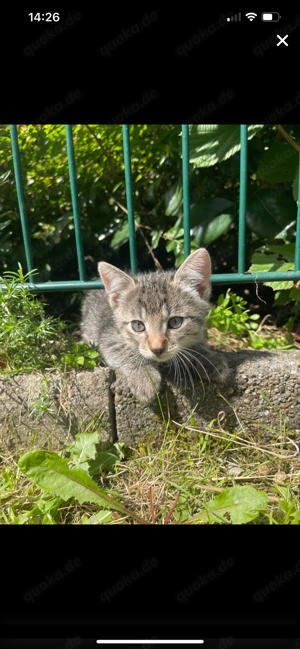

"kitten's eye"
[168,316,183,329]
[131,320,145,332]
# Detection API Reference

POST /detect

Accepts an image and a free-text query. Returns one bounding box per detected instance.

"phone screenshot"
[0,6,299,649]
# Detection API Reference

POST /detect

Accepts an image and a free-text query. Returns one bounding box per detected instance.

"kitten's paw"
[130,381,158,404]
[115,364,162,403]
[127,371,161,404]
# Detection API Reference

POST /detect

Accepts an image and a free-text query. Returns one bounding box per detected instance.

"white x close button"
[277,35,288,46]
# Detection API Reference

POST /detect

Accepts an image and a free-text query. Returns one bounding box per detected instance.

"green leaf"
[18,450,138,518]
[110,215,139,249]
[83,510,113,524]
[219,151,240,179]
[289,286,300,301]
[110,220,129,248]
[292,165,299,202]
[150,229,164,249]
[61,354,76,367]
[89,449,122,474]
[84,349,99,359]
[51,140,62,157]
[248,241,295,289]
[83,358,98,369]
[247,136,264,174]
[75,355,85,365]
[273,290,290,306]
[188,124,264,167]
[65,431,100,471]
[248,331,265,349]
[257,142,299,183]
[0,170,11,186]
[189,197,234,246]
[206,486,269,524]
[164,182,183,216]
[174,252,185,267]
[0,220,11,231]
[246,189,296,239]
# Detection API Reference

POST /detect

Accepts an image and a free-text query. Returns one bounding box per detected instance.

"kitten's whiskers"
[181,346,222,378]
[172,355,181,389]
[177,350,196,395]
[179,347,211,386]
[176,352,188,394]
[177,348,206,395]
[177,350,207,397]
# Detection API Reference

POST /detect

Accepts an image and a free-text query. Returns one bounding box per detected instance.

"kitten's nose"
[150,346,165,356]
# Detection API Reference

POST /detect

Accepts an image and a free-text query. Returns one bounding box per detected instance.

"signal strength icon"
[245,12,257,21]
[227,13,241,21]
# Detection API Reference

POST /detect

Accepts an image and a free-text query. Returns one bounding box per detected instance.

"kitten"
[80,248,228,403]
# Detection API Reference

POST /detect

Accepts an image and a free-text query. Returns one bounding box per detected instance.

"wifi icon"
[246,12,257,20]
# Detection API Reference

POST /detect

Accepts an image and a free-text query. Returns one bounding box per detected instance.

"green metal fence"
[2,124,300,293]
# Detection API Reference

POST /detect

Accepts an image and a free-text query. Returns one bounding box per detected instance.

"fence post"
[294,152,300,272]
[65,125,86,282]
[122,125,137,275]
[182,125,190,258]
[9,125,36,277]
[238,125,248,275]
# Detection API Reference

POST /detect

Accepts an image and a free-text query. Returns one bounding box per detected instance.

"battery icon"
[261,12,281,21]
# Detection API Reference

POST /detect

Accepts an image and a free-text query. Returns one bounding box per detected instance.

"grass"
[0,266,300,524]
[1,384,300,525]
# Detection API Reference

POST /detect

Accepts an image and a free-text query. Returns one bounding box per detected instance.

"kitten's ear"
[174,248,211,301]
[98,262,136,307]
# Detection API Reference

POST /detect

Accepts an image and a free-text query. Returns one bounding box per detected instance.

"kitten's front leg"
[120,361,162,403]
[101,338,162,403]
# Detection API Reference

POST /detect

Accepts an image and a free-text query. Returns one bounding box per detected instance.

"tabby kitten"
[81,248,227,403]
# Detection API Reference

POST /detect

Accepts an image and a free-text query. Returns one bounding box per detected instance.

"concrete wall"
[1,350,299,452]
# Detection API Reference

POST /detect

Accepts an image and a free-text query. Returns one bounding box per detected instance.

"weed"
[29,376,54,420]
[206,288,294,350]
[0,264,99,373]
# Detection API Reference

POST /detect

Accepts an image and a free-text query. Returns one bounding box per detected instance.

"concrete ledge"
[0,367,116,452]
[0,350,299,452]
[113,349,300,445]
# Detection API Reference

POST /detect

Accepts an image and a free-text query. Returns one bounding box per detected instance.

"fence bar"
[211,270,300,284]
[65,125,86,282]
[12,280,105,292]
[3,269,300,293]
[182,125,190,258]
[294,152,300,272]
[238,125,248,274]
[9,125,35,276]
[122,125,137,275]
